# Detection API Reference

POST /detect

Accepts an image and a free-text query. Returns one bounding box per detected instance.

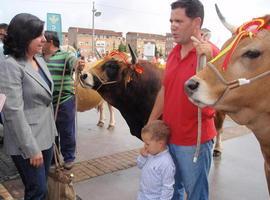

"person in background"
[43,31,85,170]
[0,23,8,60]
[0,13,57,200]
[0,23,8,128]
[137,120,175,200]
[148,0,219,199]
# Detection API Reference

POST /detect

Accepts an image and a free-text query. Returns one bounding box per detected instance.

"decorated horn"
[215,4,236,33]
[128,44,137,64]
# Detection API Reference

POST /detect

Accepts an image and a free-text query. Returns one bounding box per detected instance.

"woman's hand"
[30,152,44,168]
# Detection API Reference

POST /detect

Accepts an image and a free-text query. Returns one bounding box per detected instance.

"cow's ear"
[128,44,137,64]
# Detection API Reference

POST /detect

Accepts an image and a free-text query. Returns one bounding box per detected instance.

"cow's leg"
[107,103,115,130]
[213,128,223,157]
[213,111,226,157]
[97,101,105,127]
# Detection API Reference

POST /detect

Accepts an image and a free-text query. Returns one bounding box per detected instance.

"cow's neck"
[228,108,270,145]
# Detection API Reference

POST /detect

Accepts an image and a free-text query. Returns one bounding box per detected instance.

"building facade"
[68,27,124,59]
[126,32,166,59]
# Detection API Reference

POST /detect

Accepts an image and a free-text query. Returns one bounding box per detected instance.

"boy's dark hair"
[4,13,44,58]
[44,31,60,48]
[0,23,8,31]
[141,120,170,143]
[171,0,204,27]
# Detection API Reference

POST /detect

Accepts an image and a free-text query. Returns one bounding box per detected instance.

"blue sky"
[1,0,270,47]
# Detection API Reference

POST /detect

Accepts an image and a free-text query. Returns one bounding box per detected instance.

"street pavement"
[0,107,269,199]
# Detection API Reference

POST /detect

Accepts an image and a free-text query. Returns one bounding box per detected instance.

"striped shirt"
[137,148,175,200]
[46,50,77,106]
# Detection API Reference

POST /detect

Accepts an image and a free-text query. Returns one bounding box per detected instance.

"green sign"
[46,13,62,44]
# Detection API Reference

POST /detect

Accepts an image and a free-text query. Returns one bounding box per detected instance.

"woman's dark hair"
[171,0,204,27]
[44,31,60,48]
[4,13,44,59]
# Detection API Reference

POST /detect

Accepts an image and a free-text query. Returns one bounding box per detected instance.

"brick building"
[126,32,166,59]
[68,27,124,59]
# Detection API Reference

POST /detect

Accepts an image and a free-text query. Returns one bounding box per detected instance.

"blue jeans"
[169,140,213,200]
[11,146,53,200]
[55,96,76,162]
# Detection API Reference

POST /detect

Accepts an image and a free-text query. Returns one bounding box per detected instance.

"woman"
[0,13,57,199]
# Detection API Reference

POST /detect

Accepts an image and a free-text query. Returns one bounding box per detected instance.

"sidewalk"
[0,108,269,199]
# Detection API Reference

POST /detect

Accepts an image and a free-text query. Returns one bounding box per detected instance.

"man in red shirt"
[148,0,219,199]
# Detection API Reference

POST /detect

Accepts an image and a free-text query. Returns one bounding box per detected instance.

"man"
[0,23,8,60]
[43,31,84,169]
[148,0,219,199]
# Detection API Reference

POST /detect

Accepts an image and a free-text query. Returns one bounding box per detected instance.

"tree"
[118,43,127,52]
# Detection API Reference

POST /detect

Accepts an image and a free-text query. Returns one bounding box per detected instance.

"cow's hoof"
[97,121,104,127]
[213,149,222,157]
[107,125,115,130]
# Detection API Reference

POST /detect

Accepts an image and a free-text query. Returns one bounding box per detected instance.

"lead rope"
[191,36,207,163]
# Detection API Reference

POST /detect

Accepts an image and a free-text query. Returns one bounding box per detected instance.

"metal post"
[91,1,101,57]
[92,1,96,56]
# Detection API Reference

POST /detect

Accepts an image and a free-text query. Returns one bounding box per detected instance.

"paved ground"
[0,108,268,199]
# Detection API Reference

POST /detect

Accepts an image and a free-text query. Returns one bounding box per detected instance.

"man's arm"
[147,86,164,124]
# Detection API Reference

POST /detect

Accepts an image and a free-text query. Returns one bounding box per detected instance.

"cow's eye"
[242,50,261,59]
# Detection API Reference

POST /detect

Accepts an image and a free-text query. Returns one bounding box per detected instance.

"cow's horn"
[128,44,137,64]
[215,4,236,33]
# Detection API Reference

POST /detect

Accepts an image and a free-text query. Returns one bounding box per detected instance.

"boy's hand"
[140,146,148,157]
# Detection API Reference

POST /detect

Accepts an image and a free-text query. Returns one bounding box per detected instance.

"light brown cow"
[184,6,270,194]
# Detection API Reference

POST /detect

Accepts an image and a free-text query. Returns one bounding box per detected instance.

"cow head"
[185,8,270,116]
[80,45,142,92]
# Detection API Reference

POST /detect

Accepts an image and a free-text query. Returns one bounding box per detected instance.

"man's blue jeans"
[11,146,53,200]
[169,140,213,200]
[55,96,76,163]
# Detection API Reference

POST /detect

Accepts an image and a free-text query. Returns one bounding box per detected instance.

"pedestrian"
[43,30,85,170]
[137,120,175,200]
[0,23,8,60]
[0,13,57,200]
[148,0,219,199]
[0,23,8,127]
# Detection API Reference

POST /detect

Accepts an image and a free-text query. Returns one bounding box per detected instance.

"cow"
[79,46,226,158]
[74,57,116,129]
[184,5,270,194]
[79,48,163,140]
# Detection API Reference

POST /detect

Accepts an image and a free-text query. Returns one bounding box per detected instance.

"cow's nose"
[80,73,88,80]
[184,79,200,96]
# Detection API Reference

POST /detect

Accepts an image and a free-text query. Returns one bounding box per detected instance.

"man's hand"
[192,37,213,61]
[30,152,43,168]
[76,59,85,72]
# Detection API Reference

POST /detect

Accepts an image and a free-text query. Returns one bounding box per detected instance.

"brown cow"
[79,48,163,140]
[184,5,270,194]
[79,47,225,158]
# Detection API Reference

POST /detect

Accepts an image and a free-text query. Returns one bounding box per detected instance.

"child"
[137,120,175,200]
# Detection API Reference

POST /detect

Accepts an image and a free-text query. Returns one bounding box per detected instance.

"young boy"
[137,120,175,200]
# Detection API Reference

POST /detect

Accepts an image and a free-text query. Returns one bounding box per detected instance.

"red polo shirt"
[163,44,219,146]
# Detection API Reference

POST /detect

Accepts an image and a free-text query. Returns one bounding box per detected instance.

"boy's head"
[141,120,170,155]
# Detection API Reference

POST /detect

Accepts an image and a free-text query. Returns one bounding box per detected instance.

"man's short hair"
[44,31,60,48]
[141,120,170,143]
[171,0,204,27]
